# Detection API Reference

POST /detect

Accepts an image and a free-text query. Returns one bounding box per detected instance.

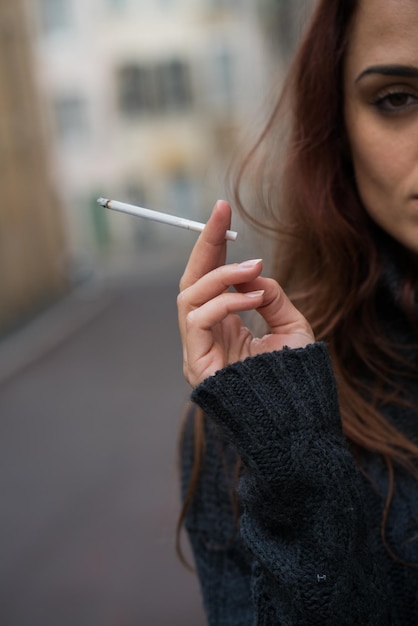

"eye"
[372,89,418,114]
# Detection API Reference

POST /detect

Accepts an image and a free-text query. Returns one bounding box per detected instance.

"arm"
[180,405,253,625]
[191,343,390,624]
[177,201,389,623]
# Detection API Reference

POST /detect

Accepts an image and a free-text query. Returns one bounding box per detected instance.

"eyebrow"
[356,64,418,83]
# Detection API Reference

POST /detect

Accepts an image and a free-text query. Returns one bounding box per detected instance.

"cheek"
[348,121,403,204]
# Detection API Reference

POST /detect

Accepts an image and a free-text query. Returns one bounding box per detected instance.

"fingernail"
[244,290,265,298]
[239,259,263,269]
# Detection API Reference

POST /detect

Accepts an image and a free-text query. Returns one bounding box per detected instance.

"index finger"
[179,200,232,291]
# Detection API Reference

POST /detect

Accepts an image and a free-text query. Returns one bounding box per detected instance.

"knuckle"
[218,291,233,310]
[264,277,282,292]
[178,275,187,292]
[176,289,188,310]
[185,309,197,328]
[217,293,228,310]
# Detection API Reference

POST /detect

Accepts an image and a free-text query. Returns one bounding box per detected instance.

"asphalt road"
[0,268,207,625]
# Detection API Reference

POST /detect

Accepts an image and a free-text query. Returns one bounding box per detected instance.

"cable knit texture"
[180,241,418,625]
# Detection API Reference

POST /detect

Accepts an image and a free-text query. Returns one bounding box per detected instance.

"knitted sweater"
[180,248,418,624]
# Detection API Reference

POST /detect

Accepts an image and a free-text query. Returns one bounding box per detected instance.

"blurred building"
[23,0,305,275]
[0,0,68,335]
[259,0,314,59]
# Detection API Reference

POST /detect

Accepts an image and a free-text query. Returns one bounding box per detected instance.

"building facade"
[25,0,297,272]
[0,0,67,334]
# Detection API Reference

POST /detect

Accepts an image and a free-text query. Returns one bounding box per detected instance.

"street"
[0,264,207,625]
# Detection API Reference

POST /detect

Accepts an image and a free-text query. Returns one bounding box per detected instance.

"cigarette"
[97,198,238,241]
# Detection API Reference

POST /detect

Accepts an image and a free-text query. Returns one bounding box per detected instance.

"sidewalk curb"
[0,279,114,387]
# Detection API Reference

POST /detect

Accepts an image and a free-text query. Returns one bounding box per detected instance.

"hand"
[178,200,315,387]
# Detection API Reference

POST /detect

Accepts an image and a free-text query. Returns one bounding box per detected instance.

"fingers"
[179,200,232,292]
[179,257,313,345]
[236,275,315,342]
[178,257,315,386]
[178,258,263,341]
[186,290,265,332]
[184,290,264,385]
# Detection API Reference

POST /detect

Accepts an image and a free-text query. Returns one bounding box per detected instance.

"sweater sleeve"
[190,342,390,625]
[180,404,253,625]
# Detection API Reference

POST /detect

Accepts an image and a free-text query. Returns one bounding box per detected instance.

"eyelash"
[372,88,418,114]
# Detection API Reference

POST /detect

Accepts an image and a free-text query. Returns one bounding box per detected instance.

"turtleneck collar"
[373,225,418,332]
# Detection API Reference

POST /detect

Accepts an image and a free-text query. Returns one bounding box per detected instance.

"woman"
[177,0,418,623]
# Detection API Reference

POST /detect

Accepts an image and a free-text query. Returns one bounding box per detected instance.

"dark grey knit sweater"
[180,251,418,625]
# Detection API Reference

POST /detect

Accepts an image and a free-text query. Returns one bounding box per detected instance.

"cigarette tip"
[97,197,109,207]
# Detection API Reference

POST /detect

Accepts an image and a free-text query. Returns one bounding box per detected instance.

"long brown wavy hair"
[177,0,418,566]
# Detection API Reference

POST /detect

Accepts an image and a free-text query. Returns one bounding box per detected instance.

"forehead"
[346,0,418,68]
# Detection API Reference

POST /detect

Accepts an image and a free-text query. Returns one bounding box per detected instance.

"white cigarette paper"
[97,198,238,241]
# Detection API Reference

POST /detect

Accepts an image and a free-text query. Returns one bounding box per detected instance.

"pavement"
[0,245,208,626]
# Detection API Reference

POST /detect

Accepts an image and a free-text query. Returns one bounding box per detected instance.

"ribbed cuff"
[191,342,344,479]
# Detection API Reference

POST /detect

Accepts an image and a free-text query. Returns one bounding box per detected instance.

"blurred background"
[0,0,312,624]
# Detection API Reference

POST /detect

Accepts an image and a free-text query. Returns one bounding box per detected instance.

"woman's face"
[344,0,418,253]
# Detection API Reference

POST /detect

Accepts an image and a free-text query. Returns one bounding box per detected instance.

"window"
[260,0,311,57]
[117,60,192,117]
[53,95,89,145]
[157,0,175,8]
[38,0,74,36]
[106,0,129,11]
[208,0,238,10]
[157,60,191,111]
[118,65,154,116]
[167,174,198,218]
[214,43,233,109]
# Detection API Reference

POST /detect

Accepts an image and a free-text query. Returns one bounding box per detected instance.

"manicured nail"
[214,198,227,209]
[239,259,263,269]
[244,290,265,298]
